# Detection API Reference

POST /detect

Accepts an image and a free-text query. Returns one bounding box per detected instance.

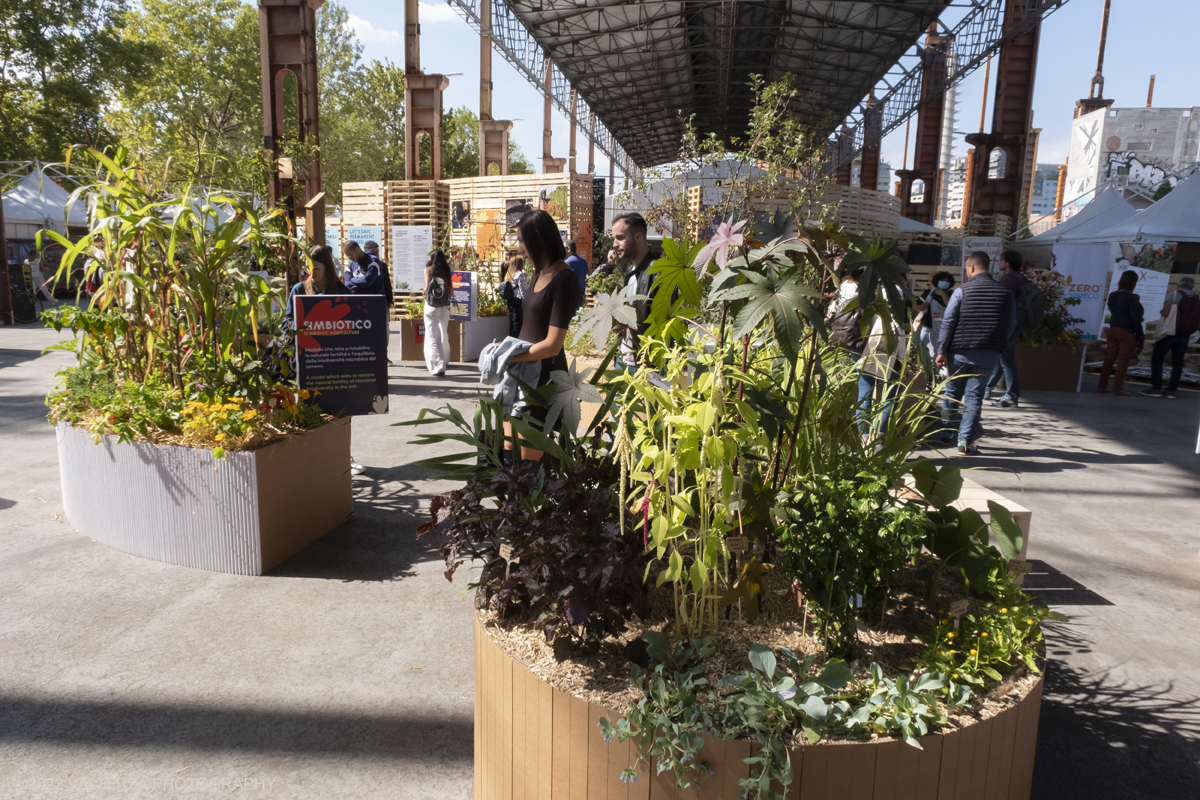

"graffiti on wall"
[1102,152,1179,193]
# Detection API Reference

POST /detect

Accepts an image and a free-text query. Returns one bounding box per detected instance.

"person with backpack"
[1143,276,1198,399]
[423,249,453,377]
[985,250,1037,408]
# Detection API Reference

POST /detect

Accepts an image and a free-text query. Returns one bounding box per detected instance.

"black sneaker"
[1163,391,1177,399]
[957,442,980,456]
[1141,388,1164,397]
[996,395,1019,408]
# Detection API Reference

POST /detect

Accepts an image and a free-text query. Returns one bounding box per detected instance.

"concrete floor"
[1,322,1198,799]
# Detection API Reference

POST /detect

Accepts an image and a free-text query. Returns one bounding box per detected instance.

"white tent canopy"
[898,216,938,232]
[1024,186,1136,244]
[1072,171,1200,243]
[2,168,88,233]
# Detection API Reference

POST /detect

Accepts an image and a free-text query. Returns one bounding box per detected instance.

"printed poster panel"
[1051,243,1110,340]
[345,225,382,250]
[699,186,730,242]
[960,237,1002,278]
[506,198,533,228]
[295,294,389,416]
[452,200,471,229]
[450,271,477,322]
[390,225,433,292]
[1101,265,1169,338]
[539,185,569,221]
[477,209,504,260]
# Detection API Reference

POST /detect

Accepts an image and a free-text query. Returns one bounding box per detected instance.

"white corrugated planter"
[462,316,513,362]
[56,418,352,575]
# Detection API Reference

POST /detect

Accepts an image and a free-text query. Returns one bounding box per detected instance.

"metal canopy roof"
[505,1,951,168]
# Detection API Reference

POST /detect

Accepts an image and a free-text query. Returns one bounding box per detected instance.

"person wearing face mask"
[1143,276,1198,399]
[915,271,955,363]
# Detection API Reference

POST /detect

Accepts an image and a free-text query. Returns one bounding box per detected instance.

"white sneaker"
[350,457,366,475]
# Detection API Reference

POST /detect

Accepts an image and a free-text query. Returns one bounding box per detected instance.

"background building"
[1064,106,1200,210]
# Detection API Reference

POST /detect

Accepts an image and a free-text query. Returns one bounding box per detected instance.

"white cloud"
[347,14,401,45]
[419,2,462,24]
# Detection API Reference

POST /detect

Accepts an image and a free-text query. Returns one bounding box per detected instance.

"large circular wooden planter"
[57,418,352,575]
[475,613,1044,800]
[1015,342,1084,392]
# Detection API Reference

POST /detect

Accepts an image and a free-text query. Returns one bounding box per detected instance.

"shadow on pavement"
[1034,625,1200,800]
[1023,561,1115,607]
[0,696,473,759]
[269,475,443,583]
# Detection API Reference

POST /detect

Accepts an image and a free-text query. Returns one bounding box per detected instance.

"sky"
[341,0,1199,191]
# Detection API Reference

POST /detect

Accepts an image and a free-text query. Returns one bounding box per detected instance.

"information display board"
[450,271,477,322]
[390,225,433,292]
[294,294,389,416]
[960,237,1002,278]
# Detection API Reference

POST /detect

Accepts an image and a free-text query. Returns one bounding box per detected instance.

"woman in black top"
[506,209,580,460]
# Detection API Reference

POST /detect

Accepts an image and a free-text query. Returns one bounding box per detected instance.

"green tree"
[0,0,151,161]
[109,0,259,189]
[442,105,533,178]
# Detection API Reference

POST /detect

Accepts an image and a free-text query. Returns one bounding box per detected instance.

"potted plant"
[41,149,350,576]
[1015,268,1086,392]
[402,79,1064,799]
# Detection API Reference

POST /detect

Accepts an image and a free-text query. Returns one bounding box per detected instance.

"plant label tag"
[950,598,969,629]
[499,544,518,564]
[726,536,748,554]
[1008,559,1032,575]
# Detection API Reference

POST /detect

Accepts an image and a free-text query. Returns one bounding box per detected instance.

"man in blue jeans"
[985,249,1026,408]
[937,251,1017,455]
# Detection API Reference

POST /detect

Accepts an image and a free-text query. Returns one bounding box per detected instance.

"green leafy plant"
[40,148,326,455]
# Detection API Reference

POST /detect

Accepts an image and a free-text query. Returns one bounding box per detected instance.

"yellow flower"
[980,632,988,637]
[215,433,225,442]
[969,649,977,656]
[952,674,959,680]
[946,632,955,639]
[242,409,258,421]
[1000,608,1008,614]
[298,389,310,400]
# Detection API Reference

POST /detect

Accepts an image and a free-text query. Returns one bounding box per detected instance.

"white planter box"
[56,418,352,575]
[461,316,512,362]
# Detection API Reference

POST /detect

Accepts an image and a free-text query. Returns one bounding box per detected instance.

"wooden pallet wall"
[443,173,595,262]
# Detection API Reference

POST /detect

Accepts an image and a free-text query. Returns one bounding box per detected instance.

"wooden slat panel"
[966,716,995,799]
[723,740,753,798]
[588,704,609,800]
[983,706,1019,800]
[499,649,514,800]
[513,662,528,800]
[1007,680,1043,800]
[537,678,554,800]
[474,617,483,800]
[570,695,590,800]
[553,685,572,800]
[648,757,676,800]
[604,707,631,800]
[939,717,981,800]
[873,735,944,800]
[692,734,728,800]
[482,623,493,800]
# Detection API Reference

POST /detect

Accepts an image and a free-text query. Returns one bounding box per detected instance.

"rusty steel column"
[895,26,948,224]
[964,0,1043,222]
[568,89,578,175]
[588,116,596,175]
[259,0,324,279]
[1023,126,1041,213]
[542,58,554,169]
[834,126,854,186]
[859,96,883,193]
[479,0,492,121]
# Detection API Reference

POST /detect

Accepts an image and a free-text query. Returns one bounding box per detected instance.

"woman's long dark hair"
[306,245,339,294]
[517,209,567,277]
[427,249,452,284]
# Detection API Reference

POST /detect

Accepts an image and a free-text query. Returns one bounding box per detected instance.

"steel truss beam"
[829,0,1070,173]
[446,0,639,178]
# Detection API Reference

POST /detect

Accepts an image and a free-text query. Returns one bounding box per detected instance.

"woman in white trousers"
[423,250,453,376]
